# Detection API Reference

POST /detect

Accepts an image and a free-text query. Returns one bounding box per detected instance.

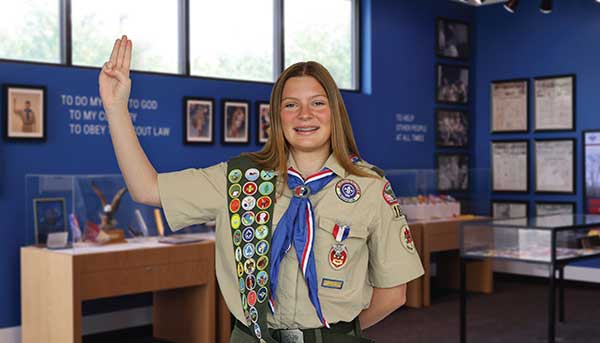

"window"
[71,0,179,73]
[284,0,357,89]
[0,0,61,63]
[189,0,274,82]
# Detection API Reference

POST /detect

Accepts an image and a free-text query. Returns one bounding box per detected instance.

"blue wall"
[0,0,473,329]
[473,1,600,266]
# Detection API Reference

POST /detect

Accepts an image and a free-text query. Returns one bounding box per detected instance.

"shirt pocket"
[314,216,369,297]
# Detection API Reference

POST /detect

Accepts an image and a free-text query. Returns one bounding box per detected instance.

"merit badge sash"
[227,156,277,343]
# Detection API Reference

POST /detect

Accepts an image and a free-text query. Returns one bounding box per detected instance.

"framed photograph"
[184,97,214,144]
[436,17,470,60]
[535,202,575,216]
[534,74,575,131]
[583,130,600,214]
[436,64,469,105]
[3,84,46,141]
[222,100,249,144]
[33,197,67,245]
[437,153,469,191]
[436,109,469,148]
[534,139,575,194]
[491,79,529,133]
[492,201,528,219]
[491,140,529,193]
[256,101,271,145]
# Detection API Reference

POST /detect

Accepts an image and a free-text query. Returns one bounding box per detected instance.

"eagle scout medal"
[329,243,348,270]
[335,179,361,203]
[227,157,277,343]
[329,224,350,270]
[401,225,416,254]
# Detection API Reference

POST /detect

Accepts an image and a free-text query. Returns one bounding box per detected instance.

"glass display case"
[25,174,213,249]
[459,214,600,343]
[461,214,600,264]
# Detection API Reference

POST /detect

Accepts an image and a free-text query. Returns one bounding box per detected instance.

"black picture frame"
[33,197,67,245]
[533,74,576,132]
[491,200,529,219]
[583,130,600,214]
[534,138,576,194]
[534,201,575,217]
[436,109,469,148]
[435,17,470,60]
[222,99,250,145]
[437,153,469,192]
[491,140,529,193]
[436,64,469,105]
[256,101,270,145]
[3,83,47,141]
[183,97,215,145]
[490,78,529,134]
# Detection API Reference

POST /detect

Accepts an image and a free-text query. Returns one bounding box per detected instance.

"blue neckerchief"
[269,167,337,328]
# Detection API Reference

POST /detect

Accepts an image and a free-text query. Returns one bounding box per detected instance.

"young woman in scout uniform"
[99,35,424,343]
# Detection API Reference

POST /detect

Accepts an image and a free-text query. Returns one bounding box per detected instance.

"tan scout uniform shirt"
[158,154,424,329]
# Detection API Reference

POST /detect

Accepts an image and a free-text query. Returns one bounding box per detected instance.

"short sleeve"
[367,178,424,288]
[157,162,227,231]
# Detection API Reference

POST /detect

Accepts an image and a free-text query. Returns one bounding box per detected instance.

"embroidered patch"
[260,170,275,181]
[392,204,405,220]
[229,198,241,213]
[245,168,260,181]
[257,255,269,270]
[321,278,344,289]
[335,179,361,203]
[401,225,416,254]
[228,169,242,183]
[229,184,242,198]
[255,225,269,240]
[382,181,398,205]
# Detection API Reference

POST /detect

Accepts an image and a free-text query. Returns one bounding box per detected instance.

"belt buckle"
[279,328,304,343]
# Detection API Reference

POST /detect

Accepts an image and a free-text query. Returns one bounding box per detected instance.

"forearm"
[106,106,160,206]
[358,284,406,330]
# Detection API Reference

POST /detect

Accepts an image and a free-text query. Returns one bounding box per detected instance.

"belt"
[234,319,359,343]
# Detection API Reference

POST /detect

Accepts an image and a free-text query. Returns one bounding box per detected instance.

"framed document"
[534,139,575,194]
[435,17,470,60]
[3,84,47,141]
[437,153,469,191]
[33,197,67,245]
[184,97,214,144]
[490,79,528,133]
[491,140,529,193]
[222,99,250,144]
[535,202,575,216]
[534,74,575,131]
[436,64,469,105]
[583,130,600,214]
[436,109,468,148]
[492,201,528,219]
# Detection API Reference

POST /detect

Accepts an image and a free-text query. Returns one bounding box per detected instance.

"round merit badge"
[257,196,272,210]
[231,214,241,229]
[241,211,255,226]
[244,258,256,274]
[245,168,260,181]
[229,198,241,213]
[255,211,270,225]
[255,225,269,240]
[256,240,269,256]
[233,230,242,246]
[242,227,255,242]
[401,225,416,254]
[243,182,258,196]
[329,243,348,270]
[335,179,361,203]
[260,170,275,181]
[257,287,268,303]
[229,184,242,198]
[257,255,269,270]
[228,169,242,183]
[258,181,274,196]
[242,196,256,211]
[247,290,257,307]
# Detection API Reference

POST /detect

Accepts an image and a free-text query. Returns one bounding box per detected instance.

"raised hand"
[99,35,132,114]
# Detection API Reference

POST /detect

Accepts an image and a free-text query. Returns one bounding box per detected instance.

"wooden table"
[405,217,493,308]
[21,237,227,343]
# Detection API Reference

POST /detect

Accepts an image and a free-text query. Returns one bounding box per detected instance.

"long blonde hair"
[244,61,373,185]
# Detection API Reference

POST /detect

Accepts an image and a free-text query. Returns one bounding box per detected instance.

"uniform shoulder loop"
[353,158,385,178]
